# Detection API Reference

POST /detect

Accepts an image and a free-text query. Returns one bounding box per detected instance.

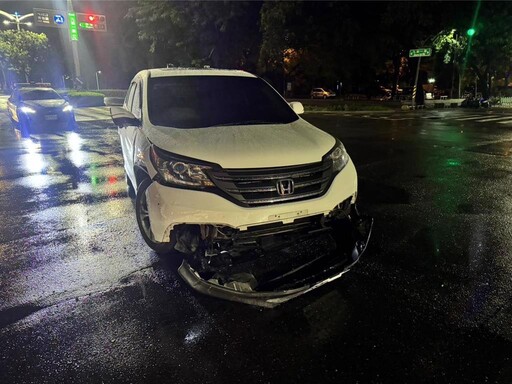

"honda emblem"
[276,179,295,196]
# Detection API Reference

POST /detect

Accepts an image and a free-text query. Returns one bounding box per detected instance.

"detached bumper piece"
[177,204,373,308]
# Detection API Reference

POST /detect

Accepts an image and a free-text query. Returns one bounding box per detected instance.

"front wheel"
[135,178,174,254]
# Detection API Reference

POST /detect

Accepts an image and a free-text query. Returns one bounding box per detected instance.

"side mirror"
[289,101,304,115]
[110,106,140,128]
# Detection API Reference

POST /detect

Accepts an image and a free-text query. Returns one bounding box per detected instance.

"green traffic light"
[467,28,476,36]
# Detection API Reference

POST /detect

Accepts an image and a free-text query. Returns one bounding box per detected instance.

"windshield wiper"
[209,120,281,127]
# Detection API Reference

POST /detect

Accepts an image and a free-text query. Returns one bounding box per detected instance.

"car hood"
[145,118,336,168]
[24,100,66,108]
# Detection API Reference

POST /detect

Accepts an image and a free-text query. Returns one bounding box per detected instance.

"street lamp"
[0,10,34,31]
[428,78,436,84]
[95,71,102,90]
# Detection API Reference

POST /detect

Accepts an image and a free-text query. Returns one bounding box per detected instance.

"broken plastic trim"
[178,204,373,308]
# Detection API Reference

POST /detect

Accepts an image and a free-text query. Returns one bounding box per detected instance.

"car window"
[125,82,136,110]
[131,82,141,119]
[19,89,62,101]
[148,76,298,129]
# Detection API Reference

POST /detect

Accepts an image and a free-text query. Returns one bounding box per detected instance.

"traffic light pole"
[412,57,421,109]
[67,0,81,79]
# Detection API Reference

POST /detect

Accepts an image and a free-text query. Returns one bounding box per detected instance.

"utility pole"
[67,0,81,80]
[412,57,421,109]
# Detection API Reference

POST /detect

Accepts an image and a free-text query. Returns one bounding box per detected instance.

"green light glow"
[68,12,79,41]
[467,28,476,36]
[446,159,461,167]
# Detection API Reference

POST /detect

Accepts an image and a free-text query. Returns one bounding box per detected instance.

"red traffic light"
[87,15,97,23]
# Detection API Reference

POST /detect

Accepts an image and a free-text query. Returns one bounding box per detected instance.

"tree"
[0,30,48,86]
[126,1,261,70]
[433,29,467,98]
[259,1,378,95]
[463,2,512,97]
[379,2,440,98]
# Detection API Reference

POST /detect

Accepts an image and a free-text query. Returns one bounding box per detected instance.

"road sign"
[34,8,107,33]
[68,12,79,41]
[409,48,432,58]
[53,14,65,25]
[34,8,67,29]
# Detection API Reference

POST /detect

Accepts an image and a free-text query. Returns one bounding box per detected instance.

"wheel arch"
[134,165,150,191]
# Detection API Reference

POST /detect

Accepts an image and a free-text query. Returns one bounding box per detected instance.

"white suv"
[310,87,336,99]
[112,68,371,307]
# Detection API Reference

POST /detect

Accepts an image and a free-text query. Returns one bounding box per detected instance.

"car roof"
[138,67,257,79]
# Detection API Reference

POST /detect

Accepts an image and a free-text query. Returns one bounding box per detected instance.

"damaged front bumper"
[177,204,373,308]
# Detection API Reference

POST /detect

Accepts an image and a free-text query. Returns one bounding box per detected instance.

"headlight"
[62,105,73,112]
[19,106,36,114]
[328,140,349,172]
[150,146,215,188]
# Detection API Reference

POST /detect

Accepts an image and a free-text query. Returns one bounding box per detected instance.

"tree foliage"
[463,2,512,96]
[127,1,261,69]
[433,29,467,65]
[259,1,382,93]
[125,1,512,97]
[0,30,48,82]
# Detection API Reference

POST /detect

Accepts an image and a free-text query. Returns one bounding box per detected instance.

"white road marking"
[455,115,491,121]
[475,116,512,123]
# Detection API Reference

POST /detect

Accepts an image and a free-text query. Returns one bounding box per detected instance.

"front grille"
[208,160,333,207]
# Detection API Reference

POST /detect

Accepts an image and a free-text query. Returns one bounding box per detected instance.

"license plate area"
[45,114,58,120]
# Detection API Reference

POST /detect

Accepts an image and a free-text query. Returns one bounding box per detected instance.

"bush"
[67,90,105,97]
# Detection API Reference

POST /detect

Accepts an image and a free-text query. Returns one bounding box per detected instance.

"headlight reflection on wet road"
[21,138,46,175]
[66,132,86,168]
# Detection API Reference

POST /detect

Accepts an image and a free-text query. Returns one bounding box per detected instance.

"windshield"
[20,89,62,101]
[148,76,298,129]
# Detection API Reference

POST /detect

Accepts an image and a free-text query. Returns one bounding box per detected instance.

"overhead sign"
[76,13,107,32]
[409,48,432,58]
[34,8,107,33]
[68,12,79,41]
[34,8,67,28]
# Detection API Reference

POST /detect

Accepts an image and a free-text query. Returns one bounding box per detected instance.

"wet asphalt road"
[0,106,512,383]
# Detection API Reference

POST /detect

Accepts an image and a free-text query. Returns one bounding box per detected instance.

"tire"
[323,95,327,99]
[135,178,173,254]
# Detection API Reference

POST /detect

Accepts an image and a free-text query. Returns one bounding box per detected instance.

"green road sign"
[79,22,94,29]
[409,48,432,58]
[68,12,79,41]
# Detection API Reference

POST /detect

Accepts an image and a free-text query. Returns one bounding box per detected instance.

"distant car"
[310,87,336,99]
[7,87,76,137]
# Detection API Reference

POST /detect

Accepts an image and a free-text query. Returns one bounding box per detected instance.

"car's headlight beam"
[19,106,36,114]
